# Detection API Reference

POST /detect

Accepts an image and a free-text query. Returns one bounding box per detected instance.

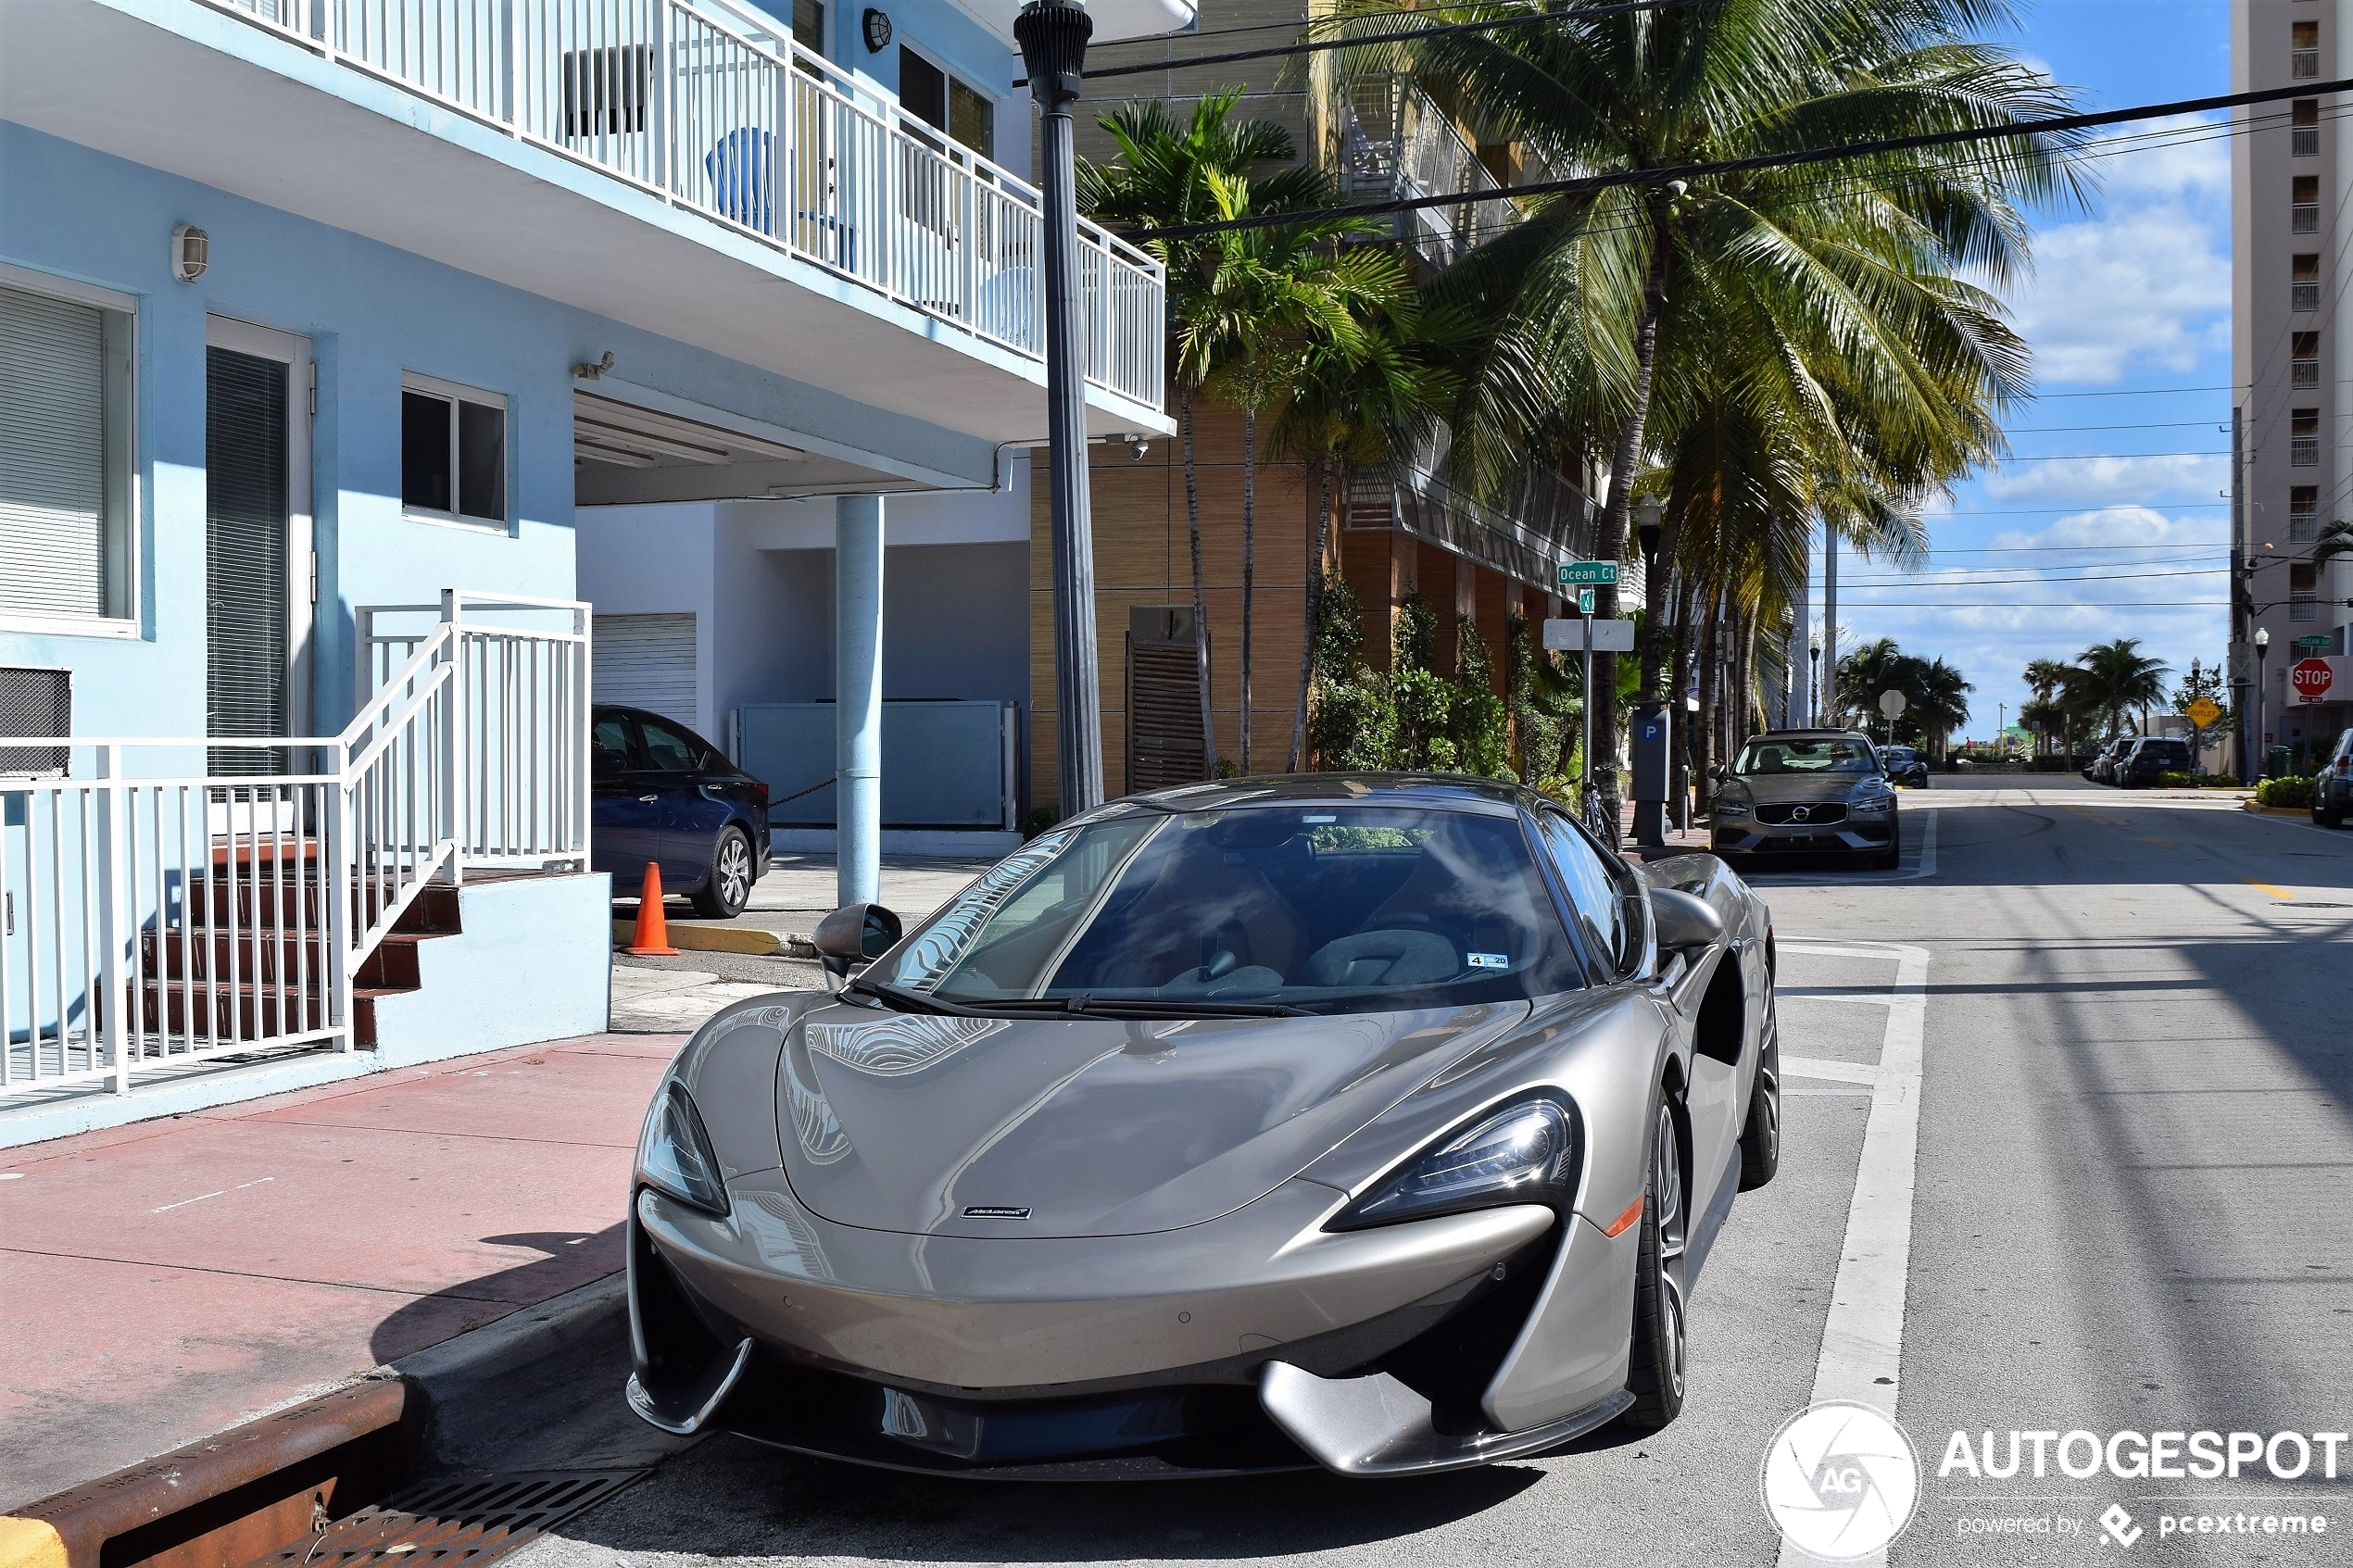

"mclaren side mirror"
[1650,887,1724,956]
[812,902,902,981]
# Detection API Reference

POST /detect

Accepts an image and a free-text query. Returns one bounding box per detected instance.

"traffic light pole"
[1017,0,1105,819]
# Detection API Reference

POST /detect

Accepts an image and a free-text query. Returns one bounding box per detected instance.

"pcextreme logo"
[1760,1401,1923,1561]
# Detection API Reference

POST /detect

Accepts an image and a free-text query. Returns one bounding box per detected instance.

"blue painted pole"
[836,495,884,909]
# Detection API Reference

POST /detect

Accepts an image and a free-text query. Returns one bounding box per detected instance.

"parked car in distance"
[1710,730,1901,870]
[1879,745,1931,788]
[2086,737,2134,784]
[2318,728,2353,828]
[593,705,771,917]
[2118,735,2195,788]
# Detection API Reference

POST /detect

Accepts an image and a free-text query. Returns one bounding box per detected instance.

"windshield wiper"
[842,976,976,1016]
[951,995,1313,1020]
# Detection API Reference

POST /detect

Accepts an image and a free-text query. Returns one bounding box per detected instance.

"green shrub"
[2255,775,2316,809]
[2157,771,2201,788]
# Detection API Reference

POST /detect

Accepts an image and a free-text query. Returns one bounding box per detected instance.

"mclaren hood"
[770,1000,1530,1239]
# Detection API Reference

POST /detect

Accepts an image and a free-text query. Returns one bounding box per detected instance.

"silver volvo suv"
[1709,729,1902,870]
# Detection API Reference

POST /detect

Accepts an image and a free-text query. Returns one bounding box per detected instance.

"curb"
[610,921,816,959]
[2241,801,2313,818]
[0,1275,625,1568]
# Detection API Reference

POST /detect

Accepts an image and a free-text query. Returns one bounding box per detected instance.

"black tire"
[1622,1098,1689,1431]
[1739,1028,1781,1191]
[689,825,755,919]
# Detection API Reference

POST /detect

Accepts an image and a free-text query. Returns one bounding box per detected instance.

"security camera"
[1127,433,1151,461]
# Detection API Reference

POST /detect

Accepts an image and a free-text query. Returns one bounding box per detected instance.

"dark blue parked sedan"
[593,705,771,917]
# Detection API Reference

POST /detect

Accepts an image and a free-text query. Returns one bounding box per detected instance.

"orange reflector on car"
[1601,1196,1644,1237]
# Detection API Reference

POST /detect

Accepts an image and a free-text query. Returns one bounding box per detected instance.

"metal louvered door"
[204,319,311,776]
[1126,607,1207,794]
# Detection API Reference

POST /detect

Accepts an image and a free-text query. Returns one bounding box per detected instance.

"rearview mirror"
[1650,887,1724,955]
[812,902,902,980]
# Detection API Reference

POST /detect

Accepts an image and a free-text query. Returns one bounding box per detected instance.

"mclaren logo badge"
[963,1205,1032,1219]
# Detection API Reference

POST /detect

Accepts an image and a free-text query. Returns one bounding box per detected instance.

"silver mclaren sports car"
[625,775,1780,1478]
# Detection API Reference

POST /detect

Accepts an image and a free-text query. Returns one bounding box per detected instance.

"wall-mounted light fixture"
[170,224,209,282]
[862,7,892,51]
[572,350,616,380]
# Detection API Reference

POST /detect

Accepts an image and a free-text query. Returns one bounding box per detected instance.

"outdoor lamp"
[862,7,892,50]
[2257,627,2271,658]
[1636,495,1664,566]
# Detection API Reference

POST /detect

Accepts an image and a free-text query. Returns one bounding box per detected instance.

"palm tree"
[2071,637,2171,740]
[1266,257,1461,771]
[1187,170,1394,770]
[1347,0,2082,813]
[1912,659,1973,759]
[2022,657,2072,755]
[2314,518,2353,568]
[1080,92,1329,775]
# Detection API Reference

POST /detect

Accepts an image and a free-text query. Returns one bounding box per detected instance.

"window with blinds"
[0,280,134,623]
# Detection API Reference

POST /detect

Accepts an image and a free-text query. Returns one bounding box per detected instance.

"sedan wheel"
[690,826,755,919]
[1623,1100,1689,1429]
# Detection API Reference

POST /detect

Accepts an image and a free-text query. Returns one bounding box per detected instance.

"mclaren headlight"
[1330,1094,1581,1230]
[636,1081,730,1216]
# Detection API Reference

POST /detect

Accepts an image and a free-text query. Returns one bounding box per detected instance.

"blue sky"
[1812,0,2233,738]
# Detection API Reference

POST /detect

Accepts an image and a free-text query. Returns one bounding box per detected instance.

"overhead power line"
[1133,76,2353,241]
[1029,0,1706,86]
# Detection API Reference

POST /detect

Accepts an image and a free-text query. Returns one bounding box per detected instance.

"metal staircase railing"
[0,593,589,1100]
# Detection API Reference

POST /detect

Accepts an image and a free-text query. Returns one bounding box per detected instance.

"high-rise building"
[2234,0,2353,768]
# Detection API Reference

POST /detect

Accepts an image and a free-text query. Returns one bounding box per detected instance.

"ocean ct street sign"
[1543,618,1637,652]
[1558,560,1619,587]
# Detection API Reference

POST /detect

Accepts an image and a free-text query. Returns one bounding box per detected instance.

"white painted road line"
[1781,1055,1880,1086]
[1779,941,1931,1568]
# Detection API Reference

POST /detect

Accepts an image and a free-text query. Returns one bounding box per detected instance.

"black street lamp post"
[1016,0,1104,818]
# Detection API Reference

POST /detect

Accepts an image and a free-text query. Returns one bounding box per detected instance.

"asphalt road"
[495,776,2352,1568]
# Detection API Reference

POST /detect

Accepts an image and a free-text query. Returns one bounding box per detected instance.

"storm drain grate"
[241,1470,644,1568]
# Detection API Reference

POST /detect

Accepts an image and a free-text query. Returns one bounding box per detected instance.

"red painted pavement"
[0,1034,681,1511]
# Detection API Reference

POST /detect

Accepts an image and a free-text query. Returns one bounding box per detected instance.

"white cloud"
[1982,452,2229,505]
[1823,506,2229,740]
[1991,115,2232,387]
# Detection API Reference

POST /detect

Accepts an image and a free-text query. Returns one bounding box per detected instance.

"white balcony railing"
[0,594,588,1101]
[195,0,1166,408]
[1338,75,1509,267]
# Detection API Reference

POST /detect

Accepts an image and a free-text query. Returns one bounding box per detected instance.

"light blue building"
[0,0,1176,1141]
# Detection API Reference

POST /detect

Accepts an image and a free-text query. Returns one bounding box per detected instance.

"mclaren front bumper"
[627,1169,1638,1477]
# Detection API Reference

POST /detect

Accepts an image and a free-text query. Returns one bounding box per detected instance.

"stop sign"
[2291,658,2334,703]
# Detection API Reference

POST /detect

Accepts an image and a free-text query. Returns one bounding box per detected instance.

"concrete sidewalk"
[0,1031,678,1511]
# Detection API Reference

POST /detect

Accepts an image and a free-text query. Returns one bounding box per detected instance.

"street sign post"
[1558,560,1619,587]
[1878,689,1906,719]
[2291,658,2334,704]
[1541,618,1637,652]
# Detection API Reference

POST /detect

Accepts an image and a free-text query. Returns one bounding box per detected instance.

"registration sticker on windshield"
[1467,952,1509,970]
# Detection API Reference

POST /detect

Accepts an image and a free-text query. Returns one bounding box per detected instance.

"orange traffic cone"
[628,861,680,955]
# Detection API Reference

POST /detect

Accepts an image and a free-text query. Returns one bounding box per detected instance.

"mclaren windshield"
[864,802,1586,1017]
[1735,737,1881,776]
